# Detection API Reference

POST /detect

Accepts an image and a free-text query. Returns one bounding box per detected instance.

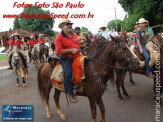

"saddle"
[50,55,87,92]
[130,42,160,68]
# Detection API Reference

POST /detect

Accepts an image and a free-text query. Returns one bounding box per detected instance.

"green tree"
[118,0,163,31]
[13,18,20,30]
[13,5,55,36]
[107,19,123,32]
[81,27,88,35]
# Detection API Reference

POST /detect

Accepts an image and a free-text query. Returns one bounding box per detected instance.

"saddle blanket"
[50,55,87,92]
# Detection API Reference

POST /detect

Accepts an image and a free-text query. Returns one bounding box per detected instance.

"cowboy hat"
[30,35,35,39]
[99,25,107,29]
[10,34,14,37]
[58,19,73,29]
[39,34,43,37]
[14,33,19,36]
[136,18,147,24]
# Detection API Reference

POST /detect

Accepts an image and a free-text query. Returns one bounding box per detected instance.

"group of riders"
[7,17,158,103]
[55,18,157,103]
[7,33,46,70]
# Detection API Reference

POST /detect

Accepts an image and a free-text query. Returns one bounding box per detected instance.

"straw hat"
[99,25,107,29]
[58,19,73,29]
[30,35,35,39]
[14,33,19,36]
[136,18,147,24]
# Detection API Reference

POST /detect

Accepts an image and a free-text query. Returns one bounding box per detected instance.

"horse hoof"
[47,114,52,118]
[17,84,20,87]
[60,115,67,120]
[120,99,125,102]
[132,83,136,85]
[23,84,26,88]
[125,96,130,99]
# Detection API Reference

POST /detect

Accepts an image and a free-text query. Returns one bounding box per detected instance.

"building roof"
[0,29,49,40]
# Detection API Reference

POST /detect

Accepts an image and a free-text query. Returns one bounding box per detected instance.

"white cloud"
[0,0,126,34]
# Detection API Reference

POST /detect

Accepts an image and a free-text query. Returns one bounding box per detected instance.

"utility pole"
[114,8,117,32]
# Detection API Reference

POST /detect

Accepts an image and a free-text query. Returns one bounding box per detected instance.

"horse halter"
[113,42,136,63]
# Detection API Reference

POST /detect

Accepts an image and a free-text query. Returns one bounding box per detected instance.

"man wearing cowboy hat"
[136,18,155,78]
[8,34,14,52]
[38,34,46,48]
[8,33,28,69]
[145,20,154,43]
[55,19,80,103]
[99,25,110,40]
[27,35,38,62]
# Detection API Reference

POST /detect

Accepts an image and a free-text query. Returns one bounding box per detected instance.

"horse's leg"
[89,97,97,122]
[22,77,26,88]
[121,81,130,99]
[15,70,20,87]
[54,88,67,120]
[129,71,135,85]
[97,97,105,122]
[45,86,53,118]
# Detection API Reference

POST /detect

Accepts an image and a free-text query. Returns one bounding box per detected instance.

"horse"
[85,36,140,101]
[37,36,139,122]
[39,44,49,63]
[11,46,28,87]
[31,44,40,71]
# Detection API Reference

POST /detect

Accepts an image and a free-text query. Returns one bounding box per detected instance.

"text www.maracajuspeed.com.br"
[3,12,94,20]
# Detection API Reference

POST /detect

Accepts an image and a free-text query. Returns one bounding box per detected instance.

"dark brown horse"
[37,36,139,122]
[85,36,140,101]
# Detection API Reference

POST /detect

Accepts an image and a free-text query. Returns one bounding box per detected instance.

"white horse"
[11,46,28,87]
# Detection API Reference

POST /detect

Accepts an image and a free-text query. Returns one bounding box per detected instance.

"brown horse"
[37,36,139,122]
[85,36,140,101]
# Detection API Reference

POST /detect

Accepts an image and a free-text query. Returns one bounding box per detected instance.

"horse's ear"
[110,35,117,42]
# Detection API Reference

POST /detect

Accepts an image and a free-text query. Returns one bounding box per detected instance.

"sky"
[0,0,126,34]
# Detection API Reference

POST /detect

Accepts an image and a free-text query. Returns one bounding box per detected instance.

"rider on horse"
[8,33,28,70]
[27,35,38,62]
[74,27,86,54]
[136,18,155,78]
[38,34,46,52]
[55,19,80,103]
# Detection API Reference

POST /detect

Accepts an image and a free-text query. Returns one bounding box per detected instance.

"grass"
[0,55,7,61]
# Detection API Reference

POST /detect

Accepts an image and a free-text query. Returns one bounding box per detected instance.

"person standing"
[55,19,80,103]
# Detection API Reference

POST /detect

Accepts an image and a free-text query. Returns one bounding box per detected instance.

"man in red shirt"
[27,35,38,62]
[55,19,80,103]
[38,34,46,52]
[8,33,27,69]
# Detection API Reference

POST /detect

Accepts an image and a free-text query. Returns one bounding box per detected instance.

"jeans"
[137,44,151,75]
[41,43,45,50]
[59,56,74,95]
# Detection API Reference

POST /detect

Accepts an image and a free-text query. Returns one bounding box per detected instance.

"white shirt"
[109,31,118,37]
[100,30,110,39]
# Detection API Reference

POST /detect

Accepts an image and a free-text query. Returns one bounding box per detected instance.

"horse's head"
[110,36,140,70]
[12,46,20,63]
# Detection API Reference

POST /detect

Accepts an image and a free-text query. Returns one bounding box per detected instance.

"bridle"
[85,39,137,91]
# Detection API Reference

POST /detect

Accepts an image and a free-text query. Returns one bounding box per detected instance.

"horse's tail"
[37,63,45,102]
